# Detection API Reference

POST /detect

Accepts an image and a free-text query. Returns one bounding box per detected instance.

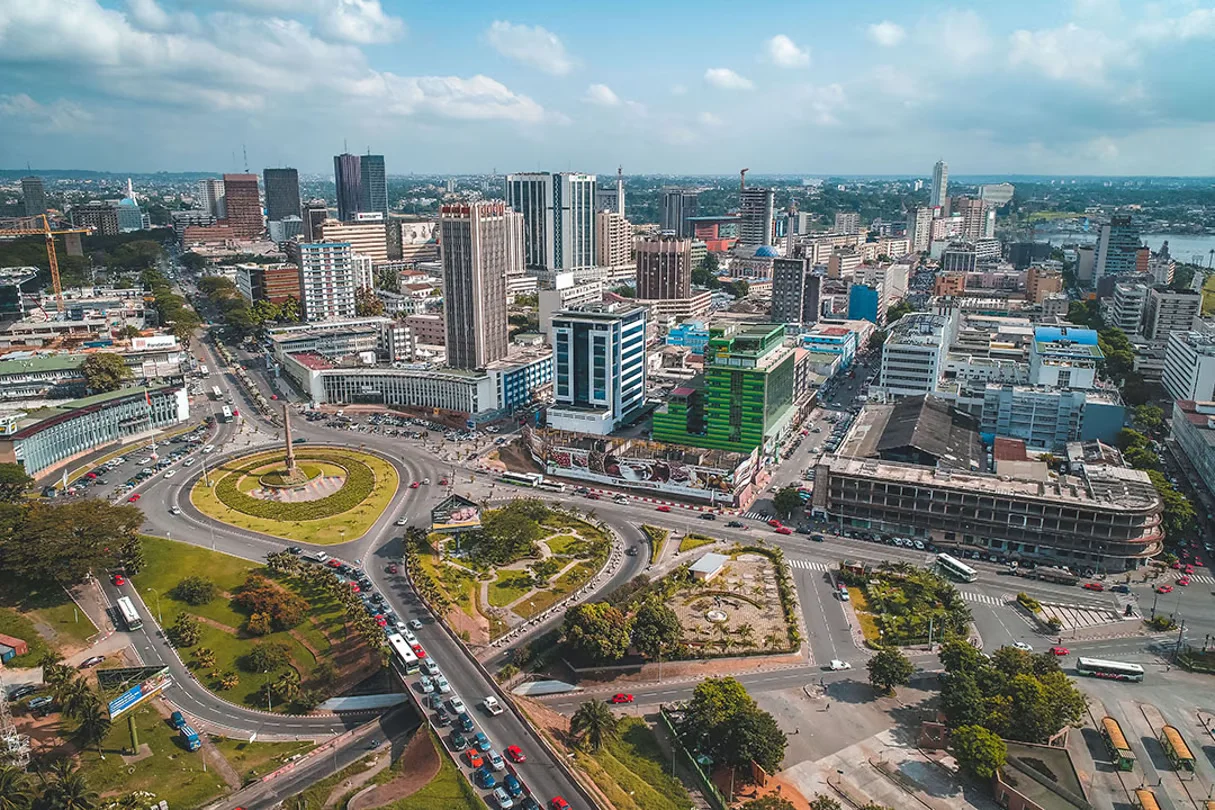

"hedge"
[213,451,377,521]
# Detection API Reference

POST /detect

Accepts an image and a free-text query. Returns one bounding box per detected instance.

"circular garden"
[190,446,399,545]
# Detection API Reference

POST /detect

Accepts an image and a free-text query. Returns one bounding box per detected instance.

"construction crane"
[0,215,89,314]
[740,168,749,191]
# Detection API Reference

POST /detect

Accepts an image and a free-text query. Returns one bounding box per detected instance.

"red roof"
[671,386,696,397]
[815,326,850,336]
[993,437,1028,461]
[290,352,333,370]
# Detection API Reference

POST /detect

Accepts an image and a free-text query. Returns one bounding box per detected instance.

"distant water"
[1040,232,1215,266]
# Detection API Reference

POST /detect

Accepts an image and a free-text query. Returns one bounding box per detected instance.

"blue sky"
[2,0,1214,176]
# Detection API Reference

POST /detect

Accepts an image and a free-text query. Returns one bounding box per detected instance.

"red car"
[505,745,526,763]
[550,799,571,810]
[348,582,360,593]
[111,574,126,586]
[439,478,449,486]
[767,519,783,528]
[609,693,634,704]
[410,481,420,489]
[1049,646,1070,656]
[375,616,387,627]
[386,564,398,574]
[655,505,671,512]
[1178,576,1191,586]
[774,526,793,535]
[1185,565,1195,575]
[1172,561,1182,569]
[127,494,141,503]
[412,644,427,659]
[1082,582,1104,592]
[1156,584,1174,594]
[327,559,342,568]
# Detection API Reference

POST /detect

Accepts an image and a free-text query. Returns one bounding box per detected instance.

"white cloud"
[1139,7,1215,42]
[0,94,93,132]
[763,34,809,67]
[584,83,620,106]
[697,111,723,126]
[1009,24,1131,84]
[798,83,847,125]
[867,21,905,47]
[933,10,992,65]
[486,20,574,75]
[126,0,172,31]
[1087,135,1120,161]
[315,0,405,45]
[704,68,753,90]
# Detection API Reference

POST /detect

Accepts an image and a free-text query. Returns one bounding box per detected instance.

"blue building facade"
[800,326,858,368]
[848,284,880,324]
[494,353,553,412]
[666,321,710,354]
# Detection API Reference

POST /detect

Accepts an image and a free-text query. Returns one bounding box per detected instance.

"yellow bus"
[1158,725,1195,778]
[1134,788,1160,810]
[1100,716,1135,771]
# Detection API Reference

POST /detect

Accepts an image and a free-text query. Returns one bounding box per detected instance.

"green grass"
[584,718,695,810]
[417,551,478,619]
[0,574,97,663]
[514,560,595,620]
[0,607,51,666]
[641,525,668,565]
[75,702,228,809]
[488,571,533,608]
[258,463,327,488]
[211,736,314,785]
[544,534,583,555]
[284,750,384,810]
[383,736,483,810]
[678,533,715,553]
[190,448,397,544]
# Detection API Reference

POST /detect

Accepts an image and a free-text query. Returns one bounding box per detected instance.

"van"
[170,711,186,729]
[837,584,850,601]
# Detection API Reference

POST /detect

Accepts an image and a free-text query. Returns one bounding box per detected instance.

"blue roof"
[1034,326,1098,345]
[754,246,779,257]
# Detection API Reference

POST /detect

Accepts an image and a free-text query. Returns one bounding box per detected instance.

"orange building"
[934,272,967,296]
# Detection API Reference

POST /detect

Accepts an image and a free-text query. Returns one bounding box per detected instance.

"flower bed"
[214,451,374,520]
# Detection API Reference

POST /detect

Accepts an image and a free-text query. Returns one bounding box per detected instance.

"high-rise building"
[505,172,598,272]
[317,216,388,264]
[352,254,374,292]
[930,160,949,208]
[833,211,861,234]
[222,173,263,239]
[660,189,699,238]
[738,187,775,248]
[1144,287,1201,340]
[235,263,302,305]
[303,201,329,242]
[595,167,625,216]
[1164,330,1215,402]
[770,257,820,326]
[954,197,991,242]
[70,201,119,236]
[333,153,363,222]
[21,176,47,218]
[595,211,633,271]
[978,183,1015,206]
[1026,265,1064,304]
[440,201,523,370]
[549,302,648,435]
[1094,215,1140,283]
[263,168,301,222]
[635,234,692,300]
[287,241,356,322]
[198,179,226,219]
[1111,282,1148,335]
[848,284,883,325]
[907,206,933,253]
[360,154,388,219]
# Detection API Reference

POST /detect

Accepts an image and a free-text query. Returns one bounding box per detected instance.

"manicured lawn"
[190,448,398,544]
[384,737,481,810]
[544,534,582,556]
[678,533,715,553]
[417,549,477,620]
[641,525,668,564]
[488,571,533,608]
[76,702,228,809]
[583,717,694,810]
[0,607,51,667]
[513,560,594,620]
[212,736,314,785]
[0,574,97,663]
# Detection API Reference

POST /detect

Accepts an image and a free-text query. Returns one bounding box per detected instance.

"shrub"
[212,450,378,521]
[233,574,308,630]
[243,641,292,673]
[172,575,217,605]
[1015,592,1041,613]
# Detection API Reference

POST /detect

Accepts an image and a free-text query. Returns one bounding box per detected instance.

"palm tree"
[74,700,112,758]
[43,663,75,692]
[737,623,755,647]
[0,766,35,810]
[274,669,301,702]
[59,678,97,721]
[570,700,618,751]
[43,769,98,810]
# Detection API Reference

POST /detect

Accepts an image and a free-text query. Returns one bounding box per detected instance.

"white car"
[164,470,177,479]
[434,676,451,694]
[482,696,504,716]
[395,518,407,526]
[828,659,852,671]
[422,659,439,676]
[447,696,466,714]
[1012,641,1033,652]
[408,619,423,630]
[418,674,432,692]
[169,506,182,515]
[486,749,505,771]
[182,458,196,467]
[202,444,215,454]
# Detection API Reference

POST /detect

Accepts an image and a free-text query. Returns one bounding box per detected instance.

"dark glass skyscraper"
[359,154,387,219]
[334,153,363,222]
[263,168,301,222]
[21,176,47,218]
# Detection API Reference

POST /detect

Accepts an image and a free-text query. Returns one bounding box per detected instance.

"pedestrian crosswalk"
[787,558,830,572]
[959,591,1006,607]
[739,511,772,522]
[1185,574,1215,585]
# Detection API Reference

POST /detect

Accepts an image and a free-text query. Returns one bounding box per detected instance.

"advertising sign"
[106,666,172,719]
[430,494,482,533]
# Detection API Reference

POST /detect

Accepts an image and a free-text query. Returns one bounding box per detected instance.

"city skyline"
[2,1,1215,176]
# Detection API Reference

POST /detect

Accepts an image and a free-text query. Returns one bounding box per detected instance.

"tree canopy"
[80,353,133,393]
[772,486,804,521]
[0,463,33,502]
[951,725,1007,779]
[630,600,683,660]
[561,602,632,663]
[867,647,914,695]
[680,677,788,773]
[0,499,144,585]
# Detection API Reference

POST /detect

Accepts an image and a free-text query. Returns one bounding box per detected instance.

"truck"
[482,696,504,716]
[302,551,330,564]
[169,711,186,730]
[180,724,201,751]
[1033,566,1079,586]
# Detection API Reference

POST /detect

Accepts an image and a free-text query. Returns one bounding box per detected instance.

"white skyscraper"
[930,160,948,208]
[505,172,598,273]
[198,178,226,219]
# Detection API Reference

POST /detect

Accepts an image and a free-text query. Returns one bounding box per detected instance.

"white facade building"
[287,241,356,322]
[1164,330,1215,402]
[505,172,598,272]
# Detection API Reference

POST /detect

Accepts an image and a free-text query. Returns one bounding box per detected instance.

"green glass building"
[653,323,795,454]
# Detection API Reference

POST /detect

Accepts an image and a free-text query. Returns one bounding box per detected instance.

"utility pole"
[1173,619,1187,663]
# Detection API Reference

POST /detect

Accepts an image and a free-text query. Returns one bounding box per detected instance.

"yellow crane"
[0,214,90,313]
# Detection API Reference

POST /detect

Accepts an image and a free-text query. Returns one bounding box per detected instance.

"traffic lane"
[797,567,854,666]
[365,540,584,807]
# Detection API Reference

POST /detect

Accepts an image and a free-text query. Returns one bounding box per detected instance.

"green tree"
[940,673,986,728]
[1147,470,1197,540]
[41,763,99,810]
[720,703,788,771]
[80,353,133,393]
[248,299,281,325]
[244,641,292,673]
[0,765,35,810]
[630,600,683,660]
[1133,404,1165,436]
[808,797,842,810]
[772,487,804,521]
[938,640,986,675]
[74,699,113,757]
[168,613,200,648]
[58,677,96,720]
[274,669,301,702]
[561,602,632,663]
[171,575,217,605]
[867,647,914,696]
[0,463,32,502]
[885,300,915,323]
[354,286,383,316]
[570,700,618,751]
[179,252,207,272]
[951,724,1007,779]
[278,296,301,323]
[0,500,143,586]
[1115,427,1150,452]
[742,797,797,810]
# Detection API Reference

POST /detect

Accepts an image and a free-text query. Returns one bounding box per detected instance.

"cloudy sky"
[2,0,1214,176]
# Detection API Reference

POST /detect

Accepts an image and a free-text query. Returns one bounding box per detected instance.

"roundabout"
[190,445,399,544]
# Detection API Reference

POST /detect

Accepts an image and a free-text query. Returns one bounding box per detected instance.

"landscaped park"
[189,446,398,544]
[836,560,973,647]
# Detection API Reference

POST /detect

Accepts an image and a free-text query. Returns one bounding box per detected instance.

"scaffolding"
[0,677,32,770]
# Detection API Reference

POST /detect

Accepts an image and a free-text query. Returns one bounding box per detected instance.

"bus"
[1134,788,1161,810]
[500,472,543,488]
[537,480,566,493]
[210,386,223,401]
[387,633,420,674]
[935,553,978,583]
[116,596,143,631]
[1076,657,1145,682]
[220,405,233,422]
[199,364,209,377]
[1100,716,1136,771]
[1158,725,1196,777]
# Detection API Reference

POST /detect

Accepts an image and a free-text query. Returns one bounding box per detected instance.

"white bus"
[935,553,978,583]
[1076,657,1145,682]
[537,480,566,493]
[116,596,143,631]
[500,472,543,488]
[199,364,209,377]
[220,405,233,422]
[210,386,223,401]
[387,633,420,674]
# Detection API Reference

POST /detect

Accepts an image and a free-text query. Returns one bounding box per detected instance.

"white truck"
[482,696,504,716]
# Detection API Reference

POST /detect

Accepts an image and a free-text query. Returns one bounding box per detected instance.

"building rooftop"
[0,354,85,374]
[689,552,730,576]
[290,352,333,371]
[871,395,986,470]
[997,740,1088,810]
[993,437,1029,462]
[1034,325,1098,345]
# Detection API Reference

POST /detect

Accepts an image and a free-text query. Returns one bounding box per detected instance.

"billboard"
[106,666,172,719]
[430,494,481,533]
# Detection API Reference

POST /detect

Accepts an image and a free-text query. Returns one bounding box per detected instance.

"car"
[386,563,398,574]
[456,712,475,732]
[505,744,526,763]
[1156,584,1174,594]
[474,732,491,752]
[164,469,177,479]
[483,696,504,716]
[1082,582,1104,591]
[475,767,497,789]
[767,518,783,528]
[837,583,850,601]
[127,494,141,503]
[486,749,505,771]
[409,481,420,489]
[625,546,638,556]
[395,518,407,526]
[327,559,343,568]
[502,773,523,798]
[409,619,423,630]
[8,684,37,701]
[412,643,427,659]
[434,676,451,694]
[493,787,515,809]
[439,478,449,486]
[550,799,571,810]
[422,659,439,676]
[1185,564,1196,574]
[726,520,744,528]
[112,573,126,586]
[828,659,851,671]
[433,708,451,726]
[774,526,793,535]
[1178,576,1191,586]
[202,445,215,454]
[463,749,485,768]
[448,696,466,714]
[418,674,432,692]
[450,731,469,751]
[1110,583,1130,593]
[655,505,671,512]
[811,534,826,543]
[1049,646,1070,656]
[286,546,302,555]
[610,693,634,704]
[375,616,387,627]
[1012,641,1033,652]
[79,655,106,668]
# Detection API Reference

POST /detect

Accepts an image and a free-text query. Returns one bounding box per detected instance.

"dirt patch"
[347,732,441,810]
[494,439,542,474]
[442,602,489,646]
[514,695,572,745]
